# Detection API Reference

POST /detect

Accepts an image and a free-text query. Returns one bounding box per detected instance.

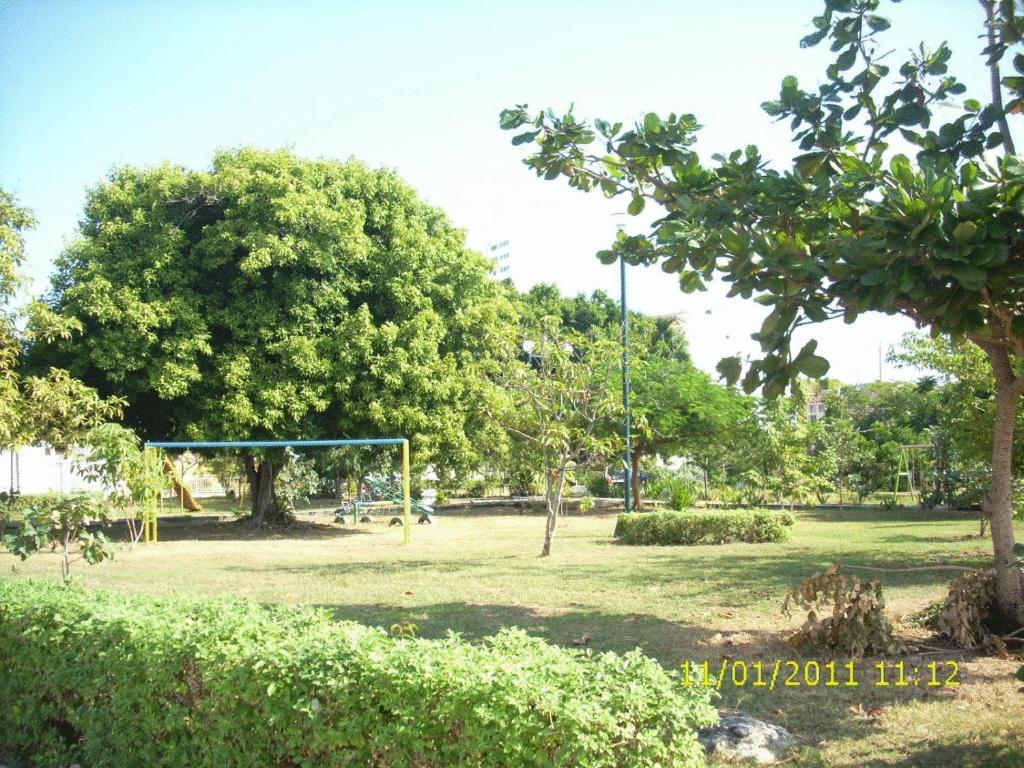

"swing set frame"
[143,438,413,544]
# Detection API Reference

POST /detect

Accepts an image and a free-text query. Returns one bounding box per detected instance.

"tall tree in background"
[629,358,750,507]
[32,149,512,525]
[0,189,120,457]
[504,0,1024,623]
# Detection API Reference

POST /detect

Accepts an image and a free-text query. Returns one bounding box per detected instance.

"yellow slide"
[163,458,202,512]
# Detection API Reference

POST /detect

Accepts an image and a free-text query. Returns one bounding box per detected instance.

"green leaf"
[643,113,663,133]
[1013,543,1024,557]
[952,264,987,290]
[511,130,540,146]
[499,108,529,130]
[762,101,785,117]
[716,356,742,386]
[795,152,827,178]
[835,48,856,72]
[794,352,830,378]
[860,269,888,286]
[952,222,977,242]
[894,103,930,127]
[865,15,891,32]
[964,98,981,113]
[800,29,828,48]
[627,195,645,216]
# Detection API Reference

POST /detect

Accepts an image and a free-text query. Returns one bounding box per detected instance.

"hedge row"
[0,579,716,768]
[614,509,795,546]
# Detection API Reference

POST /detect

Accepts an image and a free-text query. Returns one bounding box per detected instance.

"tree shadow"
[112,517,376,542]
[848,738,1024,768]
[313,598,726,662]
[798,507,977,524]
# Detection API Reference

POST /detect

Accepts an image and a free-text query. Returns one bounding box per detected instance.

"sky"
[0,0,989,384]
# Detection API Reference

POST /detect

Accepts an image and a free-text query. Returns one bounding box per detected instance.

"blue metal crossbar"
[144,438,405,449]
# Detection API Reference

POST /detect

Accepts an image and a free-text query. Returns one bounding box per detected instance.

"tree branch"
[980,0,1018,154]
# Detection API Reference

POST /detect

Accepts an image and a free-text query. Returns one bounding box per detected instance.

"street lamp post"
[619,240,632,515]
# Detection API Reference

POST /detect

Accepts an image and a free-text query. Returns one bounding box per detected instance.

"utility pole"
[620,243,632,515]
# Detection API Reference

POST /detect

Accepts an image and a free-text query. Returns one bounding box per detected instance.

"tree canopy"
[34,148,512,521]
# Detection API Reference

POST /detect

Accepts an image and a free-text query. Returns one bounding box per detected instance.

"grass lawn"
[2,503,1022,767]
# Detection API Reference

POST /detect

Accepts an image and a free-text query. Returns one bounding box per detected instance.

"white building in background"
[0,446,103,495]
[487,239,513,280]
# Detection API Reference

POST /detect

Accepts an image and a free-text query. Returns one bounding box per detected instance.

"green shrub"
[614,509,795,546]
[585,472,616,498]
[0,579,716,768]
[649,475,699,511]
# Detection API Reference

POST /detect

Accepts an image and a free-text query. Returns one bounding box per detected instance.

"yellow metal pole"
[402,439,411,545]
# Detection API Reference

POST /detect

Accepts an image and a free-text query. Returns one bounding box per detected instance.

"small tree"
[503,0,1024,623]
[75,423,168,546]
[498,320,621,556]
[2,495,115,580]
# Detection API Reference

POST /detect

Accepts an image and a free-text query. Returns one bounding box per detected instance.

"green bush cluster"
[0,579,717,768]
[614,509,795,546]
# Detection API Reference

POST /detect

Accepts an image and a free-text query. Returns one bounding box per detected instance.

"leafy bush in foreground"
[614,509,794,546]
[0,579,716,768]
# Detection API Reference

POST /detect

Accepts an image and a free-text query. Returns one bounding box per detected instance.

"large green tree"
[35,149,512,524]
[0,189,120,455]
[629,357,750,507]
[503,0,1024,623]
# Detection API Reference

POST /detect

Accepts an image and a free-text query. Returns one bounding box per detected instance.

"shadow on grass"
[128,517,376,542]
[797,506,977,524]
[315,598,726,661]
[848,738,1024,768]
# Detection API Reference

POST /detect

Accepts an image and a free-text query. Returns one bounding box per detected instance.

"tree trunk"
[702,460,709,501]
[244,454,287,527]
[631,449,642,511]
[541,461,568,557]
[334,474,343,501]
[984,380,1023,624]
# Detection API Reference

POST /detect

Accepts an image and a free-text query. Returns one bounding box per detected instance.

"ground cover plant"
[614,509,795,546]
[0,579,715,768]
[2,506,1022,767]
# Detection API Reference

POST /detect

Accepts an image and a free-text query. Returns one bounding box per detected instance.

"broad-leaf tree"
[0,189,121,454]
[33,149,512,525]
[497,319,621,556]
[630,357,750,507]
[503,0,1024,623]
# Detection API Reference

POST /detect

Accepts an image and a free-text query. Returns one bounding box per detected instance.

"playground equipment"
[892,444,933,504]
[144,438,416,544]
[162,457,202,512]
[336,475,434,525]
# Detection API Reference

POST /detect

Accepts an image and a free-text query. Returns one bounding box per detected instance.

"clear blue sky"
[0,0,986,382]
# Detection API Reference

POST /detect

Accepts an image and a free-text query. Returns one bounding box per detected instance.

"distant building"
[0,446,102,495]
[807,391,826,422]
[487,239,513,279]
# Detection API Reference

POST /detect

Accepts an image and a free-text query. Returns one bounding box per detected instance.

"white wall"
[0,446,104,495]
